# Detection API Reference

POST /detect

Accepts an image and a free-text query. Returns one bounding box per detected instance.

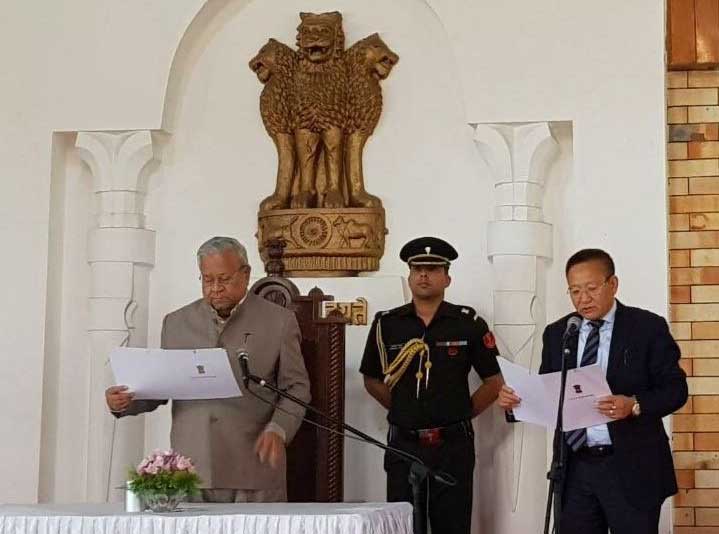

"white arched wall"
[144,1,505,524]
[1,1,668,531]
[39,0,506,508]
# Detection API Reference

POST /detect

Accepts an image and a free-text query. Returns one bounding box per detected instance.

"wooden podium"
[250,249,347,502]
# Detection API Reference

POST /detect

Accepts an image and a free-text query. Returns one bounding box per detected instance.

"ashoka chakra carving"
[299,215,331,248]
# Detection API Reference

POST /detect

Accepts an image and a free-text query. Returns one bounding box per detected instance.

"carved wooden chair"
[250,240,347,502]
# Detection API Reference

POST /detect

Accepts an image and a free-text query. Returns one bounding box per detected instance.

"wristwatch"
[631,397,641,417]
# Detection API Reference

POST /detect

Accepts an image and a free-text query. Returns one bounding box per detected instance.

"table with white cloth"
[0,502,413,534]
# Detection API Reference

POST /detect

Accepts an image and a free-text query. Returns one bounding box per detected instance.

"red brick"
[677,469,696,488]
[673,286,692,303]
[695,432,719,450]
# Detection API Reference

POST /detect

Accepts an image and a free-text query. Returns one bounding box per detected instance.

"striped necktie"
[565,319,604,451]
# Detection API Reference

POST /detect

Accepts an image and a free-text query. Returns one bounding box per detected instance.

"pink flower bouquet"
[128,449,201,511]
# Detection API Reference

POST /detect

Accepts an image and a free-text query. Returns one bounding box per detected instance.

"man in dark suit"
[498,248,687,534]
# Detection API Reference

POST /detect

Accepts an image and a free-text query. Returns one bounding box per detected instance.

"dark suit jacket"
[541,300,687,510]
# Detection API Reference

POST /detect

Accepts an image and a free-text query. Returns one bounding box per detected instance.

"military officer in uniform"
[360,236,503,534]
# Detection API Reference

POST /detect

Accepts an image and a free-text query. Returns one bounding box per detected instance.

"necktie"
[565,320,604,451]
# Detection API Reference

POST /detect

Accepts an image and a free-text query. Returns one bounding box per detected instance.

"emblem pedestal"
[257,208,386,277]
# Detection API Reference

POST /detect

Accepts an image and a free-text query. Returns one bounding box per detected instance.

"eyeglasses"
[567,277,611,299]
[200,267,248,288]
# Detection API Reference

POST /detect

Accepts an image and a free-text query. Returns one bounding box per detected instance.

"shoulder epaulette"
[460,306,476,317]
[453,304,491,329]
[452,304,478,321]
[377,303,411,318]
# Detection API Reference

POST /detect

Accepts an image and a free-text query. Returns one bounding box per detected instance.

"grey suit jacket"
[121,293,311,490]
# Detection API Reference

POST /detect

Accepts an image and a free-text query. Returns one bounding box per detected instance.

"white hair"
[196,236,248,267]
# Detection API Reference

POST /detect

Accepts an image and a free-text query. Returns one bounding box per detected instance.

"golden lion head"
[347,33,399,80]
[249,38,296,84]
[296,11,345,63]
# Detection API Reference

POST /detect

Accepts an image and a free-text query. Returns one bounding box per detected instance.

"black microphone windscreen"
[564,315,582,337]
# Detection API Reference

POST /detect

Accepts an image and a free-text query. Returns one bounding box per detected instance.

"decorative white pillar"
[75,131,157,501]
[472,122,559,531]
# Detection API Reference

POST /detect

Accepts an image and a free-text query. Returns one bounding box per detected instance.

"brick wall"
[668,70,719,532]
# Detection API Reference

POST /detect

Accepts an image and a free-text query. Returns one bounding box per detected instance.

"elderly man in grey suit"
[105,236,311,502]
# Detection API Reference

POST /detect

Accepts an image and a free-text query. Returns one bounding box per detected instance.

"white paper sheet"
[110,348,242,400]
[498,357,613,431]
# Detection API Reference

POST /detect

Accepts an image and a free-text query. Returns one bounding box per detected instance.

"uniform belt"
[574,445,614,458]
[390,421,472,446]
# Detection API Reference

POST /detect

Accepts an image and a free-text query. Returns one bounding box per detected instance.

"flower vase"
[141,491,186,512]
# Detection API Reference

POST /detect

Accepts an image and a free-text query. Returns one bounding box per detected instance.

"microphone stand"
[543,329,577,534]
[242,364,454,534]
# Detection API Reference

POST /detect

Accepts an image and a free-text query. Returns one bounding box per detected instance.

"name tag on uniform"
[436,340,467,357]
[388,343,405,351]
[435,340,468,347]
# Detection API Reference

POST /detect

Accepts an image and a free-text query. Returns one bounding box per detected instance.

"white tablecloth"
[0,502,413,534]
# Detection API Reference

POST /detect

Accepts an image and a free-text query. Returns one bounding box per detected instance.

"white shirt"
[576,300,617,446]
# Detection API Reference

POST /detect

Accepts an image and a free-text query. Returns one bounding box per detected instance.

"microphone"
[237,349,250,388]
[563,315,582,339]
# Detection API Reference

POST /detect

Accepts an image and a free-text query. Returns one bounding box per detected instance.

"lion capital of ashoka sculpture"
[249,12,399,277]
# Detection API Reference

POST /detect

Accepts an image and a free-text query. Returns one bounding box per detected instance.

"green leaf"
[127,468,201,498]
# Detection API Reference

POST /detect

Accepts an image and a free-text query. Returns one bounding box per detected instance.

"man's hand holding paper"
[109,347,242,400]
[497,357,613,431]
